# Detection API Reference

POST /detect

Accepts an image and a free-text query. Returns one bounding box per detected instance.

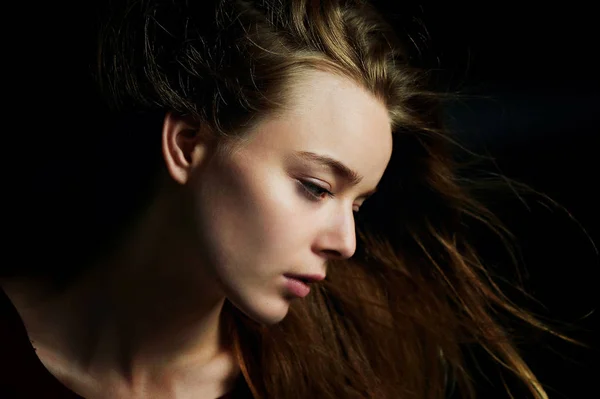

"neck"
[3,189,240,396]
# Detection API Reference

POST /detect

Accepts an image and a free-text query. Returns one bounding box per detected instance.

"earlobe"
[161,112,212,185]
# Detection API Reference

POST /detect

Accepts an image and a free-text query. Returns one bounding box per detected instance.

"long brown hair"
[94,0,571,397]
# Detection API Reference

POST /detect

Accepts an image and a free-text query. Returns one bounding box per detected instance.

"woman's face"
[186,70,392,325]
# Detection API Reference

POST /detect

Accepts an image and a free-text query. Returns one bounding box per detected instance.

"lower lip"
[284,276,311,298]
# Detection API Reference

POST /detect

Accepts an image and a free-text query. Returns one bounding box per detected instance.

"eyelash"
[298,180,362,214]
[299,180,335,201]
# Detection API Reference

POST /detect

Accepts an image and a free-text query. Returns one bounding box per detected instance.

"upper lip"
[284,273,326,284]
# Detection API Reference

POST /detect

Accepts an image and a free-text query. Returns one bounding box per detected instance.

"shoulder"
[0,287,83,398]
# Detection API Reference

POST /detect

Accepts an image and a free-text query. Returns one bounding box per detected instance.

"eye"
[298,180,334,201]
[297,180,362,215]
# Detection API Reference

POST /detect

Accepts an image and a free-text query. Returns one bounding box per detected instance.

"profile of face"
[163,70,392,326]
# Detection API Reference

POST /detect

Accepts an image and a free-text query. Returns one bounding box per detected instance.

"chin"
[229,293,291,326]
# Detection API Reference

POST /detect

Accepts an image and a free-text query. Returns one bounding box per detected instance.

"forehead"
[285,69,391,140]
[235,70,393,184]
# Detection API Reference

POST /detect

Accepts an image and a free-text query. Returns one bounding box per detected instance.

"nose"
[314,207,357,260]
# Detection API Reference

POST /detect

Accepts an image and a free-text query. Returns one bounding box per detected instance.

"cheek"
[192,160,307,275]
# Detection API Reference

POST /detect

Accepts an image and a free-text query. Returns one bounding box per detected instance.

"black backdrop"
[6,1,597,398]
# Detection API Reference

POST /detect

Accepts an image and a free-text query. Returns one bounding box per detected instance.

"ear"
[161,112,214,185]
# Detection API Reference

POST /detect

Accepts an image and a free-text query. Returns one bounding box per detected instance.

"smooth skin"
[2,69,393,398]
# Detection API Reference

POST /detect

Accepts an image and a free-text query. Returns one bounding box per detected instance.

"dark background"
[389,2,598,398]
[7,1,597,398]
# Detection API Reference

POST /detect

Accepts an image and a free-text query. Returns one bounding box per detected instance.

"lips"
[283,276,312,298]
[283,273,326,284]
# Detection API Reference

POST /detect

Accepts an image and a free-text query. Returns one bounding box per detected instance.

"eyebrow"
[290,151,378,198]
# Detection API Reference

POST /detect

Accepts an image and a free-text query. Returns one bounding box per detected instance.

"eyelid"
[298,179,363,213]
[298,179,334,199]
[299,174,331,190]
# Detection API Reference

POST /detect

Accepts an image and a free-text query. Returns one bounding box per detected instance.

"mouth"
[283,273,326,284]
[283,275,313,298]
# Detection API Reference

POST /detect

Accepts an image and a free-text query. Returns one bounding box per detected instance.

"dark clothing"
[0,289,252,399]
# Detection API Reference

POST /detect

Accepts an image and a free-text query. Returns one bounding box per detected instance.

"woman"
[1,0,563,398]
